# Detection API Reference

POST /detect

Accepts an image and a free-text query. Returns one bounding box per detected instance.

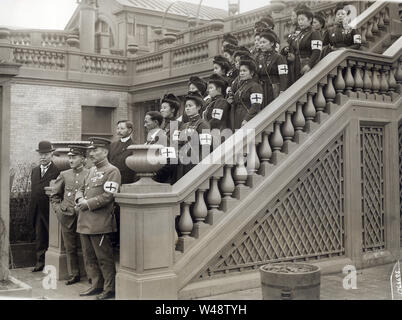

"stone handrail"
[351,1,387,29]
[117,38,402,258]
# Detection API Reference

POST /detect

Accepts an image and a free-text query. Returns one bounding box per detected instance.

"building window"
[137,24,148,46]
[81,106,113,141]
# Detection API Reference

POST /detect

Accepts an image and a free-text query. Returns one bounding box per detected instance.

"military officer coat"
[75,159,121,235]
[50,166,88,230]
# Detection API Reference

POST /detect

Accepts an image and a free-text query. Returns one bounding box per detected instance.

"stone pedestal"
[44,187,87,280]
[115,182,179,300]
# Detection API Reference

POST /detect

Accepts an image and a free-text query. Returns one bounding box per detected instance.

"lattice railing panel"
[360,126,385,252]
[195,133,345,280]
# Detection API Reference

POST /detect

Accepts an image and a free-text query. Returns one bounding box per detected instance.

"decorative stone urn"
[0,27,10,40]
[163,32,177,44]
[66,34,80,49]
[51,141,92,170]
[187,17,197,28]
[209,18,225,31]
[124,144,171,193]
[270,0,286,13]
[127,43,139,55]
[153,26,163,35]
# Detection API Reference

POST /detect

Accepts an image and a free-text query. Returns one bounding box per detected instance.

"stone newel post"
[115,145,178,299]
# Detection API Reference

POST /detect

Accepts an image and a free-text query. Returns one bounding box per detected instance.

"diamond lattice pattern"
[196,133,345,280]
[360,126,385,252]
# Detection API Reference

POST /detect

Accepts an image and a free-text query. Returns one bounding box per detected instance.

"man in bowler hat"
[29,141,60,272]
[76,137,121,300]
[50,145,89,285]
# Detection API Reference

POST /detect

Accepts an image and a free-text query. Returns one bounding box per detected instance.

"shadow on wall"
[9,163,36,268]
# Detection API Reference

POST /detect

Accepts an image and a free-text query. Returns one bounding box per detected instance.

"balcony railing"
[0,1,398,90]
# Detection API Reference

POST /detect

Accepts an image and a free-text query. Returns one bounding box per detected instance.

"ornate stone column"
[0,62,20,280]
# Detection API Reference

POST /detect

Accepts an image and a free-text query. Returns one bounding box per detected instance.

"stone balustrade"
[10,30,69,48]
[81,54,128,75]
[0,2,398,89]
[113,36,402,298]
[135,54,163,74]
[172,41,209,68]
[171,46,401,255]
[13,47,66,70]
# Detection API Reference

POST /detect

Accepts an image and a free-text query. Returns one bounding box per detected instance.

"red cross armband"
[160,147,176,159]
[250,93,263,104]
[311,40,323,50]
[212,108,223,120]
[103,181,119,194]
[353,34,361,44]
[199,133,213,146]
[278,64,288,75]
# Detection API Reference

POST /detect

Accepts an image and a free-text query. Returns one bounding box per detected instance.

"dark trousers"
[34,213,49,267]
[61,221,80,278]
[80,233,115,293]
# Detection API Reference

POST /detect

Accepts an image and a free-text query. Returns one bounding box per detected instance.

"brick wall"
[10,83,130,178]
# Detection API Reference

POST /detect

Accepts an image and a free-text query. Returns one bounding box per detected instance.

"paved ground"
[4,262,398,300]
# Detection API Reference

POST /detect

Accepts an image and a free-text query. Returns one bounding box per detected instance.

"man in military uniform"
[50,145,88,285]
[75,137,121,300]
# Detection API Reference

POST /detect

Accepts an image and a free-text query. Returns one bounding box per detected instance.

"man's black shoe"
[79,287,103,296]
[65,276,80,285]
[96,291,115,300]
[32,265,44,272]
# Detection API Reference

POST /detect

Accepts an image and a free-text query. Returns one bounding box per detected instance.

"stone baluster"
[206,176,223,225]
[395,58,402,84]
[371,16,379,35]
[388,64,397,92]
[258,131,272,164]
[334,66,345,94]
[246,139,260,174]
[366,20,373,40]
[233,153,248,186]
[344,61,355,97]
[383,8,390,25]
[191,189,208,238]
[269,121,284,165]
[178,201,193,238]
[354,62,364,95]
[360,26,367,46]
[378,11,385,30]
[281,112,295,154]
[313,83,326,123]
[220,165,235,199]
[324,74,336,103]
[379,66,390,95]
[303,93,316,134]
[363,63,373,97]
[371,65,380,96]
[292,102,306,144]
